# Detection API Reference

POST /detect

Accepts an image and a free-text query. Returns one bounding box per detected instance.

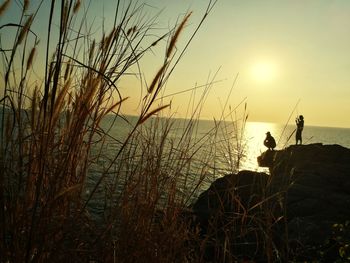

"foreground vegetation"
[0,0,232,261]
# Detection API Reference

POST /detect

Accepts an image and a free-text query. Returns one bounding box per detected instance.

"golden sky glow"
[2,0,350,128]
[251,61,277,83]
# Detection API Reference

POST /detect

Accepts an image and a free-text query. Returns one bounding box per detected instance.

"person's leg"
[296,130,301,145]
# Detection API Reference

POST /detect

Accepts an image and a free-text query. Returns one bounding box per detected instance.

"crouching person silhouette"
[264,131,276,150]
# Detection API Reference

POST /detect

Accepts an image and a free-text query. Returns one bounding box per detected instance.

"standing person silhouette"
[295,115,304,145]
[263,132,276,150]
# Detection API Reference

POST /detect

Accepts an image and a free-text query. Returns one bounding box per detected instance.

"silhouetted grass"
[0,0,219,262]
[0,0,297,262]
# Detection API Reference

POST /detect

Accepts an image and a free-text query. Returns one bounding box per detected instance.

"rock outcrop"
[192,143,350,262]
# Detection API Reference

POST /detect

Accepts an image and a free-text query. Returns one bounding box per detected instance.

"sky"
[1,0,350,128]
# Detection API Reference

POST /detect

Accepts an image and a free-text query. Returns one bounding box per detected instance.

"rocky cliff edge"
[191,143,350,261]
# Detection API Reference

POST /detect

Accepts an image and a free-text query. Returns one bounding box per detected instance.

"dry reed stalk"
[51,79,71,125]
[139,104,170,125]
[73,0,81,14]
[95,97,129,126]
[89,39,96,61]
[30,85,38,128]
[104,28,115,51]
[0,0,11,16]
[63,61,71,80]
[16,14,33,46]
[23,0,29,11]
[166,12,192,59]
[26,46,36,70]
[147,62,168,94]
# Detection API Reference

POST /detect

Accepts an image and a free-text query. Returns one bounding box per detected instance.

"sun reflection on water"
[241,122,295,171]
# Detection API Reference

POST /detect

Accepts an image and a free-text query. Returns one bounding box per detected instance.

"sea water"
[99,116,350,172]
[78,116,350,218]
[76,115,350,217]
[242,122,350,171]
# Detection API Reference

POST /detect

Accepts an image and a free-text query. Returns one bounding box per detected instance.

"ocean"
[86,116,350,218]
[100,115,350,173]
[4,112,348,216]
[242,121,350,170]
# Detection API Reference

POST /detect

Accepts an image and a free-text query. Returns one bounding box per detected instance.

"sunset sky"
[144,0,350,128]
[2,0,350,128]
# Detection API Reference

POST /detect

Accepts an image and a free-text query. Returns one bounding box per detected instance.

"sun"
[251,61,277,82]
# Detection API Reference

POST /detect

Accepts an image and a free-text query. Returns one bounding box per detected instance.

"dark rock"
[193,170,268,227]
[257,149,276,167]
[192,170,279,262]
[192,143,350,262]
[268,144,350,260]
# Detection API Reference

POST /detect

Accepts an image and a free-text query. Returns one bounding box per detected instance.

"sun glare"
[251,61,277,82]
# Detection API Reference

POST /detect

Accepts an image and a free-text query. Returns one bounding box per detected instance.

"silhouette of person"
[264,131,276,150]
[295,115,304,145]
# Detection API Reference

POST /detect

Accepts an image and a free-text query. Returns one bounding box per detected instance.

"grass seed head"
[89,39,96,61]
[166,12,192,59]
[16,14,33,46]
[26,46,36,70]
[24,0,29,11]
[139,104,170,125]
[64,61,71,80]
[148,63,168,94]
[0,0,11,16]
[73,0,81,14]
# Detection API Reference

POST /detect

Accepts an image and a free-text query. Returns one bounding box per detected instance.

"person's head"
[266,131,271,136]
[299,115,304,120]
